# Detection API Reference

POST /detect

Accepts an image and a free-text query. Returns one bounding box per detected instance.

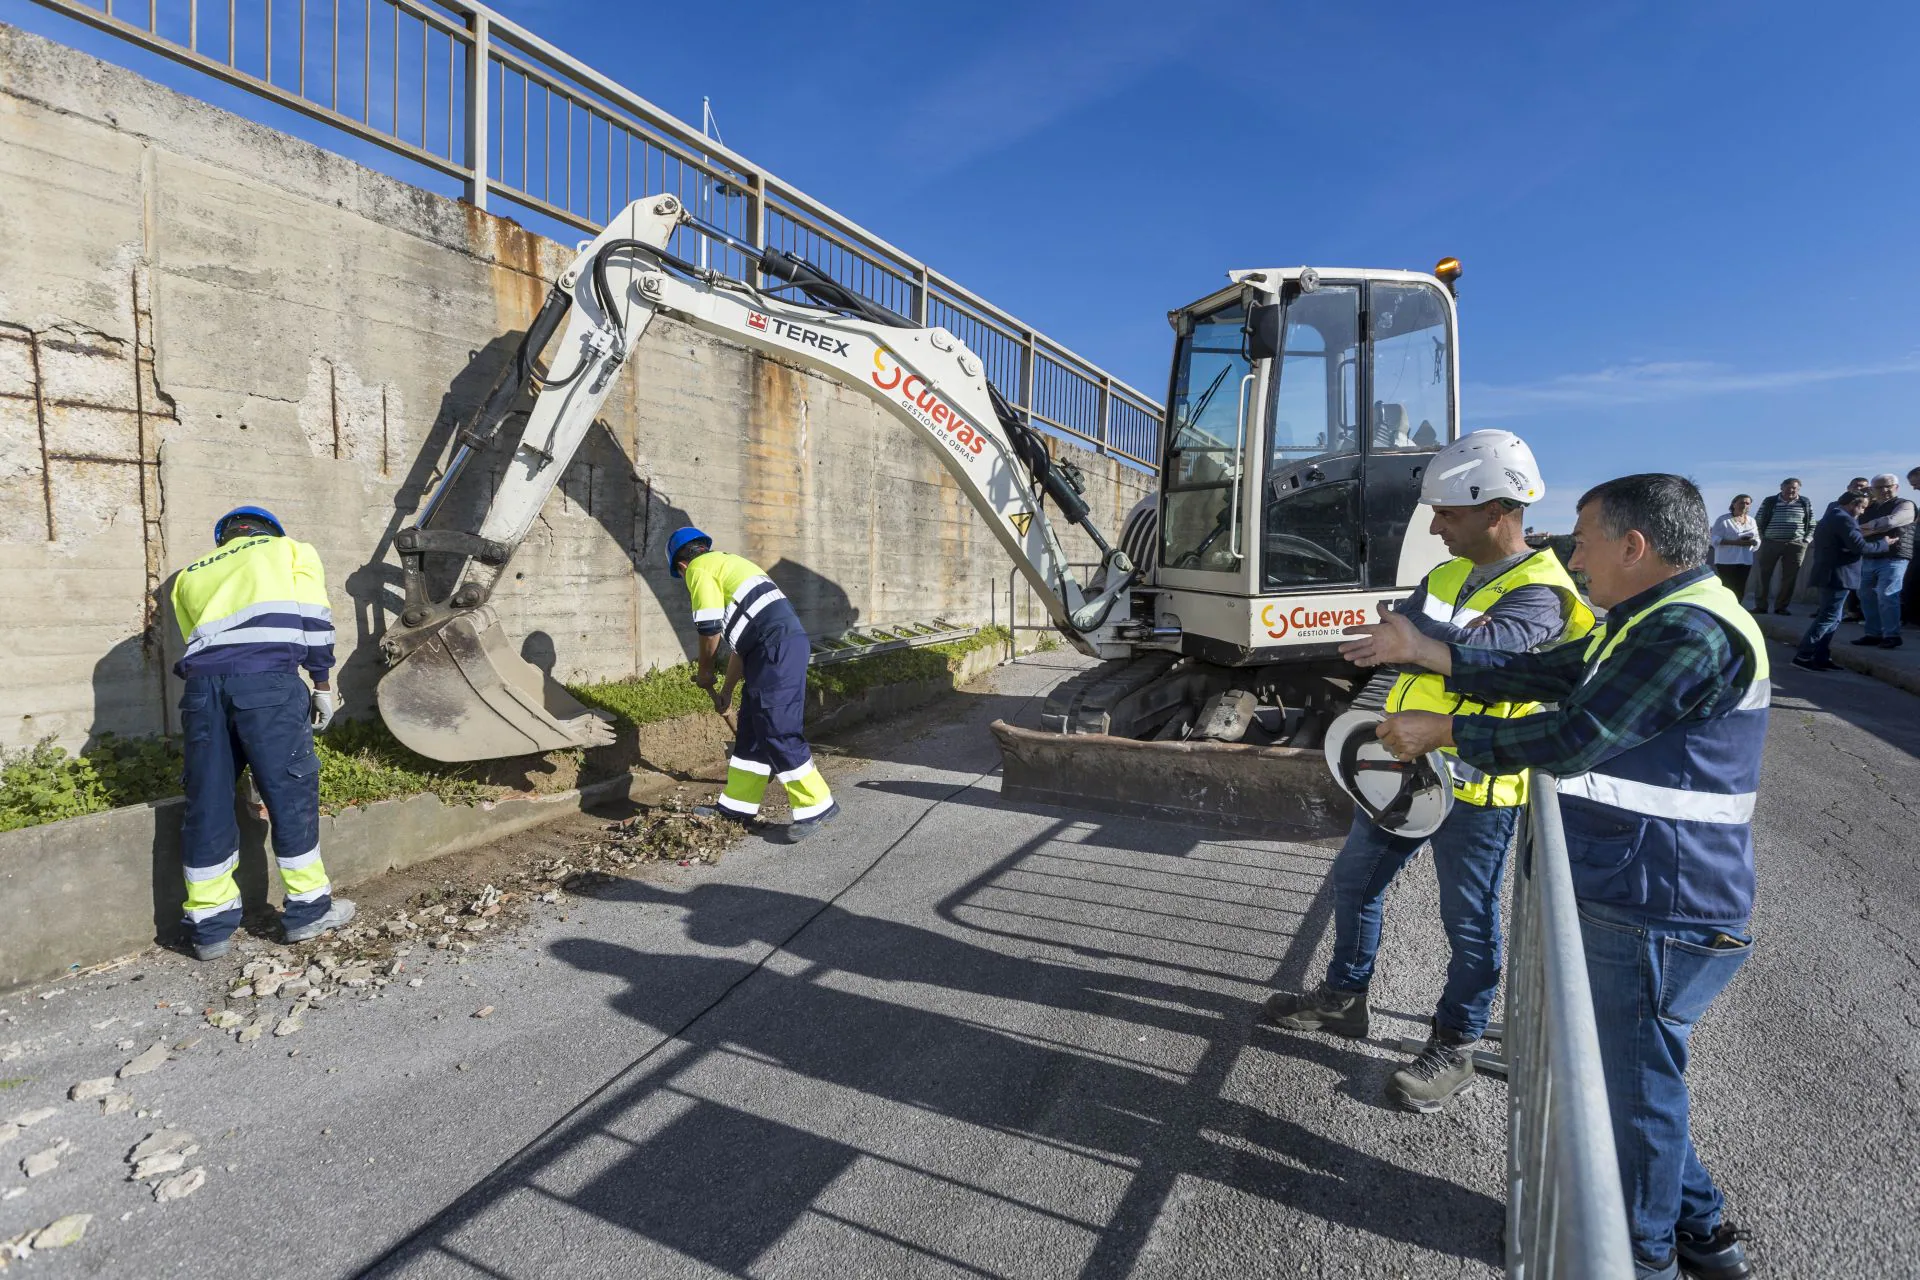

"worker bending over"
[1352,474,1761,1280]
[168,506,353,960]
[668,528,839,840]
[1264,431,1593,1112]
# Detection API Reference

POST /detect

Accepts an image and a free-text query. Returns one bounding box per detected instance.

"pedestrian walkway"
[1750,611,1920,695]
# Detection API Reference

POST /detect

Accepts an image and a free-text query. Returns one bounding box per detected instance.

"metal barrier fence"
[28,0,1165,470]
[1505,775,1634,1277]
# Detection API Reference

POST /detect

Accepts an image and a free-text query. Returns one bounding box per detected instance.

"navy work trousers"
[179,671,331,946]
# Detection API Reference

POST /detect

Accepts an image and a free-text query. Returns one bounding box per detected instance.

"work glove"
[310,689,338,733]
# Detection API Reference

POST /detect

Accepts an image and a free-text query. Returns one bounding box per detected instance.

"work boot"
[284,898,355,944]
[1850,635,1885,645]
[1675,1223,1753,1280]
[787,801,841,843]
[1261,983,1369,1038]
[1389,1027,1478,1112]
[191,938,231,962]
[1882,636,1905,649]
[692,804,761,830]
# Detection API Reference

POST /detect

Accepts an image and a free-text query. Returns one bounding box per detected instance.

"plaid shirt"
[1449,567,1749,778]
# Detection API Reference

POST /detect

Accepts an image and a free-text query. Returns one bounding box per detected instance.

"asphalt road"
[0,640,1914,1278]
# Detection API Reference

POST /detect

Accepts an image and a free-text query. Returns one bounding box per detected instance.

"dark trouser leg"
[1796,587,1848,662]
[1578,902,1751,1267]
[1713,564,1749,600]
[226,672,331,933]
[1428,802,1517,1039]
[1323,812,1424,992]
[1772,544,1804,611]
[179,675,244,947]
[749,629,833,821]
[1749,544,1781,608]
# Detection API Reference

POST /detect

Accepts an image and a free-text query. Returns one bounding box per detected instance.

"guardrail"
[1505,774,1634,1278]
[26,0,1165,470]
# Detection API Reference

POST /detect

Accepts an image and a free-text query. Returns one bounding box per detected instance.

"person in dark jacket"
[1793,493,1890,670]
[1856,473,1915,648]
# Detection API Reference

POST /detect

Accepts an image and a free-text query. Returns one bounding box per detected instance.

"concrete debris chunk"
[279,979,311,1000]
[101,1094,133,1115]
[408,979,424,988]
[132,1149,188,1180]
[207,1011,245,1030]
[31,1214,91,1250]
[173,1036,202,1053]
[273,1015,302,1038]
[473,1006,494,1019]
[11,1108,57,1129]
[22,1141,70,1178]
[241,961,272,980]
[237,1020,265,1045]
[252,976,285,999]
[119,1043,170,1078]
[462,920,489,934]
[70,1077,117,1102]
[152,1167,206,1202]
[0,1124,18,1148]
[228,986,254,1001]
[129,1130,198,1163]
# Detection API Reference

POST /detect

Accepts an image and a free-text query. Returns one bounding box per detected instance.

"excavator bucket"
[991,721,1350,839]
[376,607,616,763]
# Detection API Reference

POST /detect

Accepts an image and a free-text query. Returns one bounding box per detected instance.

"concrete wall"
[0,23,1154,752]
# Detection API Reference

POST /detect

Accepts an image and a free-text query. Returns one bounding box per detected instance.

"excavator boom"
[377,194,1134,762]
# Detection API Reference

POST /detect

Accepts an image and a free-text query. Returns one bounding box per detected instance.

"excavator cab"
[1144,267,1455,668]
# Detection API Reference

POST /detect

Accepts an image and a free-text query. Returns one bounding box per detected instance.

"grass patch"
[0,1078,31,1091]
[568,662,737,727]
[0,735,184,833]
[313,717,503,814]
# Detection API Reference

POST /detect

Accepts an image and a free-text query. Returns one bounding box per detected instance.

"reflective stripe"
[1447,757,1488,786]
[724,583,786,647]
[184,598,304,649]
[716,794,760,816]
[692,607,724,623]
[185,625,332,656]
[285,885,330,904]
[774,759,816,784]
[791,798,835,821]
[1557,772,1757,824]
[1738,677,1771,712]
[184,896,241,922]
[277,846,324,873]
[728,756,772,776]
[1420,594,1453,623]
[185,851,240,883]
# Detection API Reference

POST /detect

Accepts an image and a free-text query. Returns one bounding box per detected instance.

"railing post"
[745,172,767,287]
[1021,331,1037,418]
[1097,373,1112,458]
[464,9,490,210]
[912,264,930,325]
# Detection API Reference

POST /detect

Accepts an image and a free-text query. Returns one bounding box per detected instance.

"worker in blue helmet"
[166,505,354,959]
[668,526,839,841]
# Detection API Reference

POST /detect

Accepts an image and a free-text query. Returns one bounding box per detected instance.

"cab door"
[1157,290,1261,598]
[1361,280,1455,588]
[1260,281,1366,595]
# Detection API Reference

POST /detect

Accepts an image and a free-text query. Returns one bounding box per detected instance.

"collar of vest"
[1583,570,1771,684]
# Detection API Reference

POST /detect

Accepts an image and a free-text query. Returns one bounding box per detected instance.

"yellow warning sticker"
[1009,511,1032,537]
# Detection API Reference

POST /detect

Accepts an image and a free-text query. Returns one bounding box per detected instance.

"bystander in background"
[1794,492,1890,671]
[1752,478,1814,615]
[1856,473,1914,648]
[1709,495,1759,601]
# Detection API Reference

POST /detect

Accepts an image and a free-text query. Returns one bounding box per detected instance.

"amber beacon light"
[1434,257,1463,291]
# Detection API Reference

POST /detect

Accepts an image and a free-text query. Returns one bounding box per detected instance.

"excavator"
[375,193,1461,832]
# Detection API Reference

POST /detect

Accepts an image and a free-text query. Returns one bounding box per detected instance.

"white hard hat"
[1323,709,1453,839]
[1419,429,1544,507]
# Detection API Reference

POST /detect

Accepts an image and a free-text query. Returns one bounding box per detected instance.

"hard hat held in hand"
[1323,709,1453,839]
[1419,429,1543,508]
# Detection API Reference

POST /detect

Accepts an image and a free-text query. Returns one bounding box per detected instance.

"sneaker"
[284,898,355,944]
[1882,636,1905,649]
[191,938,231,962]
[1260,982,1370,1038]
[787,801,841,843]
[1675,1223,1753,1280]
[1850,635,1887,646]
[1790,655,1824,671]
[1388,1028,1478,1112]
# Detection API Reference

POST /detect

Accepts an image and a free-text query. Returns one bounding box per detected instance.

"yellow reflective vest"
[1385,550,1596,807]
[170,536,334,679]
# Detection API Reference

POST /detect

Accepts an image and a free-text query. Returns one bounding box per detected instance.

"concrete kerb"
[1751,612,1920,696]
[0,642,1008,993]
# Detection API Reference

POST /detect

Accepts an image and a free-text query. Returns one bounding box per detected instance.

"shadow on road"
[359,782,1501,1276]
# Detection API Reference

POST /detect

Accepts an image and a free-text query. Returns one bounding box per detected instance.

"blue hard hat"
[666,526,712,577]
[214,505,286,543]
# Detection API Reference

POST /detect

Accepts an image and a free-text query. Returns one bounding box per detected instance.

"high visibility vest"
[1386,550,1596,808]
[684,551,800,652]
[1554,574,1769,923]
[170,536,334,679]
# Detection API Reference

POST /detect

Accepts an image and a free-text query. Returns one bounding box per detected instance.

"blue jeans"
[1578,900,1752,1268]
[1324,801,1517,1038]
[1861,558,1909,638]
[1794,586,1849,662]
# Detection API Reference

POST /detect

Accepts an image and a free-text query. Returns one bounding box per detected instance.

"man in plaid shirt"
[1344,474,1762,1280]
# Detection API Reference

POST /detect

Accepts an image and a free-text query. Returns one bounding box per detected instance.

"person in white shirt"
[1710,494,1760,601]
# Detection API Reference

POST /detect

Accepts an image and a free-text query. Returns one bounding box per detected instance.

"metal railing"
[1504,775,1633,1278]
[28,0,1165,471]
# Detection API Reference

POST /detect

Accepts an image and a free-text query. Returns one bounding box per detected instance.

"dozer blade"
[376,607,616,762]
[991,721,1350,839]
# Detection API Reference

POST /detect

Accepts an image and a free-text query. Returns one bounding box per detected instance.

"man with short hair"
[1263,431,1593,1114]
[168,506,353,960]
[1750,477,1813,614]
[1795,492,1891,670]
[1345,474,1764,1280]
[1856,473,1914,648]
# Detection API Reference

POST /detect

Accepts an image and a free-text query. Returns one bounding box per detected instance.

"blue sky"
[9,0,1917,532]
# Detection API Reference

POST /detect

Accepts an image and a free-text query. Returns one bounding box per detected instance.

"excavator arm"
[377,193,1136,762]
